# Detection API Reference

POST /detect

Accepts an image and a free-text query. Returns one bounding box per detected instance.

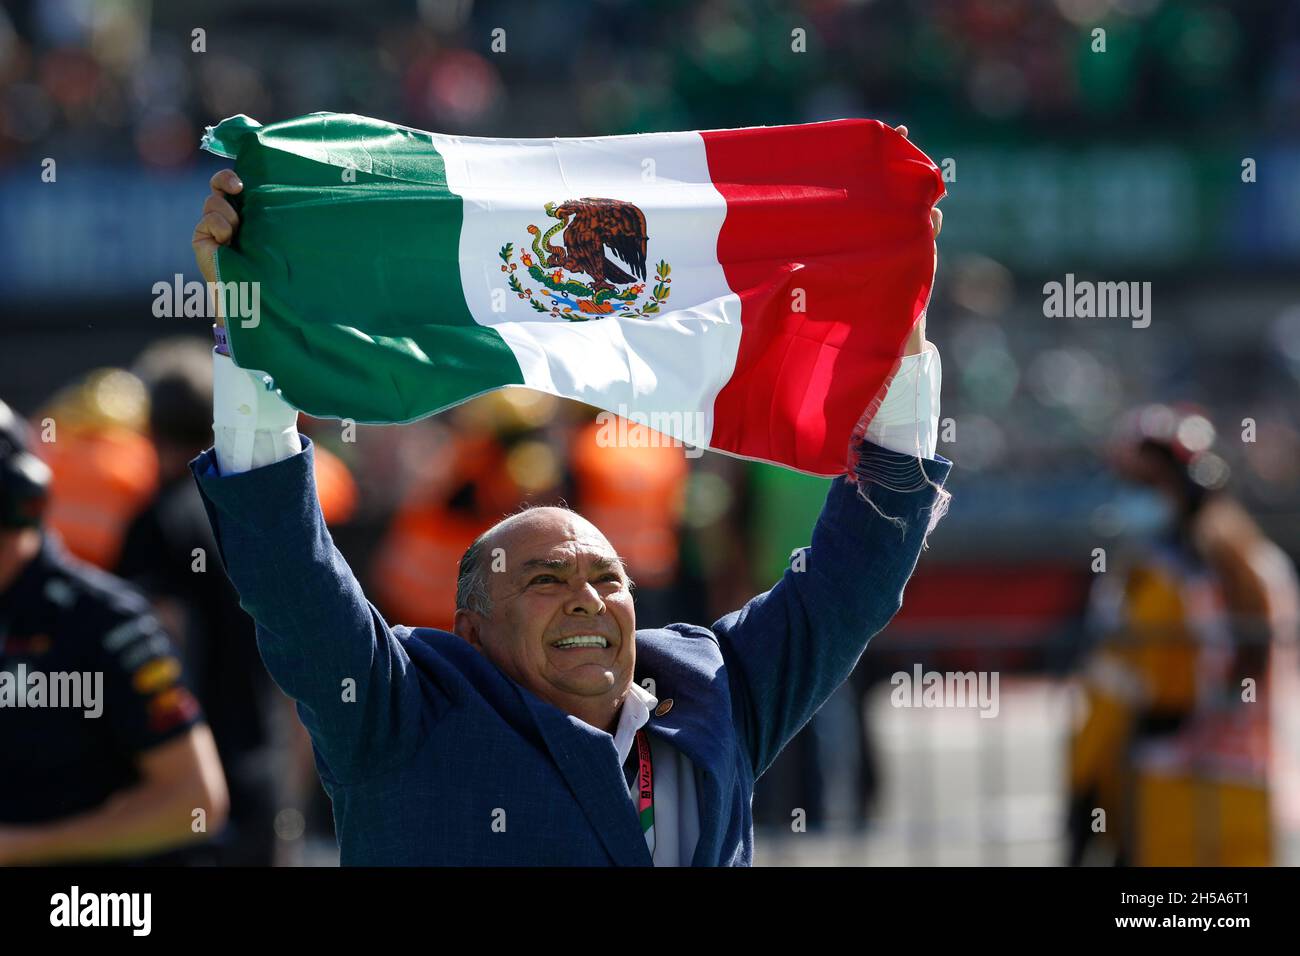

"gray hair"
[455,533,494,617]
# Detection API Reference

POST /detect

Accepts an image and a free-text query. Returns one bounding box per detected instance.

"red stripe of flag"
[700,120,945,476]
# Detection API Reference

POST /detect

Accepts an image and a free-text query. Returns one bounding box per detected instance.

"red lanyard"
[634,728,654,838]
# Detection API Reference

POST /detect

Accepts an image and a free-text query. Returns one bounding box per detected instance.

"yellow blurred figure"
[33,369,158,569]
[1069,406,1299,866]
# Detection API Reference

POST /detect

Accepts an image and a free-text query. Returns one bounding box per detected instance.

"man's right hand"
[192,169,243,328]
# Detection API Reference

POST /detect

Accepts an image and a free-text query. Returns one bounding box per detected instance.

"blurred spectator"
[32,368,158,570]
[0,395,228,865]
[1068,404,1300,865]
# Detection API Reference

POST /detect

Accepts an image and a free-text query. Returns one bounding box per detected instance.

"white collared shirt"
[612,681,700,865]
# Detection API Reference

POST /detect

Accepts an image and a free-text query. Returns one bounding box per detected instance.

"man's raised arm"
[715,344,951,778]
[188,170,426,783]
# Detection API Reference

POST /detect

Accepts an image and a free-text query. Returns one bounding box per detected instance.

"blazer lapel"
[635,637,737,867]
[643,697,731,867]
[514,686,653,867]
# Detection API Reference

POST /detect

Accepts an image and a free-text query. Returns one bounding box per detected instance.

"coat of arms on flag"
[498,198,672,320]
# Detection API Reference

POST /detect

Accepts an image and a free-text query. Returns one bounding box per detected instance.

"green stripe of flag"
[206,113,525,423]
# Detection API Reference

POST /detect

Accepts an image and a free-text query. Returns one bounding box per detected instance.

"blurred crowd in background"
[2,0,1299,865]
[2,0,1298,158]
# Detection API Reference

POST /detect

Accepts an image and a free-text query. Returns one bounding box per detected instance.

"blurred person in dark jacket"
[0,397,228,865]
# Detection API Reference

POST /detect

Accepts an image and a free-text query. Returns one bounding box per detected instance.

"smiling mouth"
[550,635,611,650]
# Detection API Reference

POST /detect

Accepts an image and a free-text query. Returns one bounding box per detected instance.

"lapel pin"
[655,698,673,717]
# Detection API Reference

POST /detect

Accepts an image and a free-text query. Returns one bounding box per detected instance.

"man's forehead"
[490,508,618,562]
[517,553,624,574]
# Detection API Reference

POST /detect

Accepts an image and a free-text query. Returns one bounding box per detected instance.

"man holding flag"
[189,115,950,865]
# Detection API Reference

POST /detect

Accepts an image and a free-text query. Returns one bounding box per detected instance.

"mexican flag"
[201,112,943,476]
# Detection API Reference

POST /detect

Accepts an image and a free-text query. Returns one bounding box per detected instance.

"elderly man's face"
[454,508,636,727]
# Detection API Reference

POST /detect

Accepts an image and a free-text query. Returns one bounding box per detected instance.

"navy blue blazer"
[190,435,951,865]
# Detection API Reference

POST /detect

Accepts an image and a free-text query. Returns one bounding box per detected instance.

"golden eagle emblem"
[499,198,671,320]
